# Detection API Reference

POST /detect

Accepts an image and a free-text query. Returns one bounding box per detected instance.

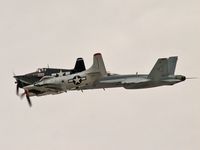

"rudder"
[168,56,177,75]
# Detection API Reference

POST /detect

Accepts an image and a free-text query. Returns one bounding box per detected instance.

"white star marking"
[73,76,81,84]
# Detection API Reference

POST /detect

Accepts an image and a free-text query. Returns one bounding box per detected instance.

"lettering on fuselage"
[68,75,87,85]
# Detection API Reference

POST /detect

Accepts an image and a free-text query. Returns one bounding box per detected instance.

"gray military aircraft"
[18,53,187,107]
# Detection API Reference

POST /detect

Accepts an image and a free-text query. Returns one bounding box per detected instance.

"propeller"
[13,73,19,96]
[16,82,19,96]
[26,95,32,107]
[20,90,32,107]
[14,78,22,96]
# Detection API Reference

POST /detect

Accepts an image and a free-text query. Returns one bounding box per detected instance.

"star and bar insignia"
[68,75,87,85]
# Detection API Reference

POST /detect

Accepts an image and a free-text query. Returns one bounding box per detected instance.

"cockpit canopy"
[36,68,46,73]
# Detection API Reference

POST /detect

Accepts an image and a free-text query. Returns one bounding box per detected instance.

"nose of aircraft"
[14,74,39,85]
[13,75,20,79]
[14,75,26,81]
[14,76,24,87]
[14,76,24,95]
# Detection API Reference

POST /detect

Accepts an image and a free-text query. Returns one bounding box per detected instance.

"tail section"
[168,56,177,75]
[148,58,168,80]
[87,53,107,76]
[71,58,86,74]
[148,56,178,80]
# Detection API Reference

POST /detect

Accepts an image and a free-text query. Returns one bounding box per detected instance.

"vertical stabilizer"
[74,58,86,72]
[88,53,107,76]
[168,56,178,75]
[148,56,179,80]
[148,58,168,80]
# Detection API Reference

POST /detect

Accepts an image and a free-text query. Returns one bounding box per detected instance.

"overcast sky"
[0,0,200,150]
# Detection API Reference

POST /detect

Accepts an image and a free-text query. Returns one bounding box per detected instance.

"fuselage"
[96,74,186,89]
[29,73,186,94]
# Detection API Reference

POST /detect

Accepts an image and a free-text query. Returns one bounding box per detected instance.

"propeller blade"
[25,90,32,107]
[20,92,26,99]
[20,90,32,107]
[26,95,32,107]
[16,84,19,96]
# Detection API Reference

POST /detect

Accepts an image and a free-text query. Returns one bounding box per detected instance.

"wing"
[23,84,63,97]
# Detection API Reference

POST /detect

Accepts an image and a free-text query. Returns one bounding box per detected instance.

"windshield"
[36,68,46,72]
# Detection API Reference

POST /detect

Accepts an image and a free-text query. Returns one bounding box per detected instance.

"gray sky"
[0,0,200,150]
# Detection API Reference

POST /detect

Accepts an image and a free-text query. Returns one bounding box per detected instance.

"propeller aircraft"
[14,57,86,106]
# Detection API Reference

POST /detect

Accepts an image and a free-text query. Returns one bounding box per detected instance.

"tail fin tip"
[94,53,102,56]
